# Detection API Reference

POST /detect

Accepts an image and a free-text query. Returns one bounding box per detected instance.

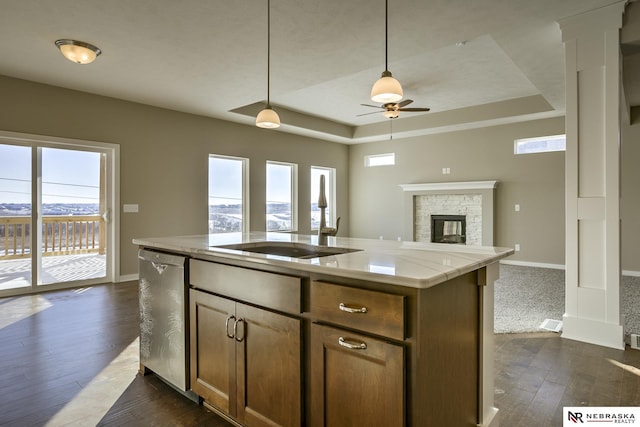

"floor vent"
[540,318,563,332]
[631,334,640,350]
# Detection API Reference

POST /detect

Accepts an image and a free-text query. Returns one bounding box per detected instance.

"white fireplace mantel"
[400,180,498,192]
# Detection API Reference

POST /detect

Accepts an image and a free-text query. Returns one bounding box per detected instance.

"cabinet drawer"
[190,259,302,314]
[310,281,405,340]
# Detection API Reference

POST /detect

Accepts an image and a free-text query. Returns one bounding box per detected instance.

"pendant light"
[55,39,102,65]
[370,0,403,104]
[256,0,281,129]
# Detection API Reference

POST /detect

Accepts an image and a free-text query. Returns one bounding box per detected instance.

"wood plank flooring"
[0,281,638,426]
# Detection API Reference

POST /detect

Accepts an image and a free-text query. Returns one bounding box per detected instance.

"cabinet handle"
[234,318,245,342]
[225,315,236,339]
[339,303,368,314]
[338,336,367,350]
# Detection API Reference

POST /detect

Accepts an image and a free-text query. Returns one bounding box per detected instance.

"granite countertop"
[133,232,514,289]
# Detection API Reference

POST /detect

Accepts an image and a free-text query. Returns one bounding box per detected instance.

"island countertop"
[133,232,514,289]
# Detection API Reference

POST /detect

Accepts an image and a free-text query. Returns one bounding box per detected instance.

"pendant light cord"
[267,0,271,106]
[384,0,389,72]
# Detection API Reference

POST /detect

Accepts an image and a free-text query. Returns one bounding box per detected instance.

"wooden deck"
[0,253,106,291]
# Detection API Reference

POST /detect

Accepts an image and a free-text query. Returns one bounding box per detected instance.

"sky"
[0,144,100,204]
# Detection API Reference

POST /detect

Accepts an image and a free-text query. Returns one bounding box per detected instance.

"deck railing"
[0,215,105,259]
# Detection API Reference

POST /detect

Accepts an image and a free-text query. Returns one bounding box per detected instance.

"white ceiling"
[0,0,637,143]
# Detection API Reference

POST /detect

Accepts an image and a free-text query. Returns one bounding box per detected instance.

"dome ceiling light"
[54,39,102,65]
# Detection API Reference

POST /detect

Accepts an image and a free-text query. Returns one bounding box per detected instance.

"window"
[365,152,395,167]
[266,161,297,232]
[514,135,566,154]
[310,166,335,231]
[208,155,248,233]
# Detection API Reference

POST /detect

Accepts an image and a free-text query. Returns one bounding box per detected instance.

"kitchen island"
[133,232,513,427]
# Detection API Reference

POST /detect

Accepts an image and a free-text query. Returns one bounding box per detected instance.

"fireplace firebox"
[431,215,466,244]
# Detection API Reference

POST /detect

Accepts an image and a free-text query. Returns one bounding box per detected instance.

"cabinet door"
[310,323,404,427]
[236,303,302,427]
[189,290,237,415]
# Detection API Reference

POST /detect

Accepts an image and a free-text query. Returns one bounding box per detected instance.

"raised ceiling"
[0,0,637,143]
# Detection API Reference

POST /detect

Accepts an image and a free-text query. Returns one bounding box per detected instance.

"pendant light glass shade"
[55,39,101,64]
[256,106,281,128]
[371,71,403,103]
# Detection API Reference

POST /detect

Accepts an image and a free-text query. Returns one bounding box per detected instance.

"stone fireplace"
[400,181,497,246]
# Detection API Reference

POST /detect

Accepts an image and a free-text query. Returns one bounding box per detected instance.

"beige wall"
[0,75,349,277]
[349,118,567,265]
[349,117,640,271]
[2,74,638,276]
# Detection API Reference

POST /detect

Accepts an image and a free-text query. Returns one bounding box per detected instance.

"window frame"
[208,154,250,234]
[514,134,566,155]
[364,152,396,167]
[266,160,298,232]
[310,166,336,231]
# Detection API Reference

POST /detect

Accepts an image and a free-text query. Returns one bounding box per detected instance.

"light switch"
[515,243,520,251]
[123,204,139,213]
[515,204,520,212]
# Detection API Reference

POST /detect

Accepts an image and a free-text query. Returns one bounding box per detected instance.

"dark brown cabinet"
[310,323,404,427]
[190,288,302,427]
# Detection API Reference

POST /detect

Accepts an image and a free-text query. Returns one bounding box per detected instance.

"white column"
[559,2,626,350]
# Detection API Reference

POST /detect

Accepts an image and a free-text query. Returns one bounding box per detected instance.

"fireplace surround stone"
[400,181,497,246]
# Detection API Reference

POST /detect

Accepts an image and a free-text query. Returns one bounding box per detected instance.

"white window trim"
[514,134,566,155]
[365,152,396,167]
[209,154,250,233]
[266,160,298,232]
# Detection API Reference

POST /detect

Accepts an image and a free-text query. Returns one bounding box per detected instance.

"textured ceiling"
[0,0,636,143]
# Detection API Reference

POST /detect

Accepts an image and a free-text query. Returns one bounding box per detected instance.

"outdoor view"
[0,144,105,290]
[208,157,334,234]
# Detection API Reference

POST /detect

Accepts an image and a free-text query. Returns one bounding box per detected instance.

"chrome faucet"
[317,175,340,245]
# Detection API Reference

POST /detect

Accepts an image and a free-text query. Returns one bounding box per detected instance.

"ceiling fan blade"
[398,107,431,112]
[357,111,383,117]
[396,99,414,108]
[360,103,384,109]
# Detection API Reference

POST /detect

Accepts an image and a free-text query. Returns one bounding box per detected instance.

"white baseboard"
[118,274,139,282]
[562,314,625,350]
[500,260,640,278]
[499,259,565,270]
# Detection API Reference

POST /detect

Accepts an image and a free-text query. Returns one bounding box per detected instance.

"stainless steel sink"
[215,242,361,259]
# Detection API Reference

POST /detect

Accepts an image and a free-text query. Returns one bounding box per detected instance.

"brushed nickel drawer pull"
[338,336,367,350]
[225,315,236,339]
[339,302,368,314]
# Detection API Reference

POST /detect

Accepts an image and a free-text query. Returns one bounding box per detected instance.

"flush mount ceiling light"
[256,0,280,129]
[370,0,403,104]
[55,39,102,64]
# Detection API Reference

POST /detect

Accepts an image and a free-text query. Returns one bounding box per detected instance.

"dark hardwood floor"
[0,281,638,426]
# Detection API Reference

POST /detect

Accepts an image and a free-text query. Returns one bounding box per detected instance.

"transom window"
[515,135,566,155]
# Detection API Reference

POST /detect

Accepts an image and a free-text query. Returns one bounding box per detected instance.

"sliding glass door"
[0,137,116,295]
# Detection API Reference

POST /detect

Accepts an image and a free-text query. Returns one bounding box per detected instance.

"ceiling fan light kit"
[54,39,101,64]
[256,0,280,129]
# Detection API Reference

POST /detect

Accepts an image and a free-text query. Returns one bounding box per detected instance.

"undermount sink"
[215,242,361,259]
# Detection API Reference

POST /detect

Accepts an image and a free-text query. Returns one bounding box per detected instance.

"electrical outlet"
[441,167,451,175]
[515,243,520,251]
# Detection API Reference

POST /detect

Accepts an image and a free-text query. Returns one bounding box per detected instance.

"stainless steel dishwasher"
[138,249,188,391]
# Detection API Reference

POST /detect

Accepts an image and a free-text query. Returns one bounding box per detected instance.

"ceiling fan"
[358,99,430,119]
